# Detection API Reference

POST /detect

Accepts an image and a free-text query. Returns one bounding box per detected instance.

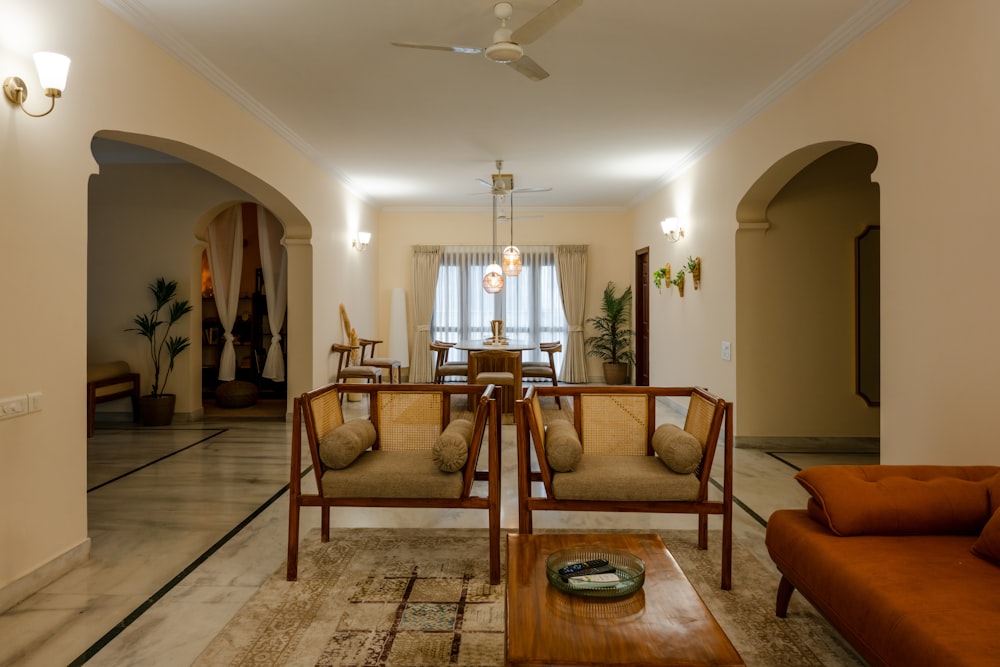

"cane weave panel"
[310,391,345,440]
[376,392,443,451]
[579,394,648,456]
[684,394,716,447]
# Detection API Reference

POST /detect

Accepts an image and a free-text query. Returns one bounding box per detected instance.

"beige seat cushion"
[551,454,701,502]
[321,450,464,499]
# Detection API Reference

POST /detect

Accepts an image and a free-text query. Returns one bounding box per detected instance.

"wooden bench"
[87,361,140,437]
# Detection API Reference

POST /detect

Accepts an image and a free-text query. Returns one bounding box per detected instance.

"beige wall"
[376,209,633,381]
[0,0,376,603]
[635,0,1000,464]
[735,144,880,438]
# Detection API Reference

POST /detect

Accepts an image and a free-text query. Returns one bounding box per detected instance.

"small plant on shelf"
[671,268,686,297]
[685,256,702,290]
[653,264,671,293]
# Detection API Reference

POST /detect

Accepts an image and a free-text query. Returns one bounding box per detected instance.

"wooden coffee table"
[505,533,744,666]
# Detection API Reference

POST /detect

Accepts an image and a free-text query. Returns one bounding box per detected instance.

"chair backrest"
[373,390,445,451]
[578,393,650,456]
[430,341,457,369]
[357,338,384,362]
[469,349,522,383]
[331,343,358,373]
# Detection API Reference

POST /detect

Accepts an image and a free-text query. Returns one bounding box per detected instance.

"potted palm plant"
[127,277,193,426]
[585,281,636,385]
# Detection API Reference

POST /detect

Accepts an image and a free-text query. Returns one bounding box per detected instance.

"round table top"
[455,338,537,352]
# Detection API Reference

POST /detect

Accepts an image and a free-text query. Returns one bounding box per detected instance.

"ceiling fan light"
[483,264,505,293]
[485,41,523,63]
[502,246,522,276]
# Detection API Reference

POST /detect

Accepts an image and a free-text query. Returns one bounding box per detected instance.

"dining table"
[455,338,537,415]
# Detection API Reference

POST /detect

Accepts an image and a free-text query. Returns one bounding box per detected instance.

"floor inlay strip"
[87,429,227,492]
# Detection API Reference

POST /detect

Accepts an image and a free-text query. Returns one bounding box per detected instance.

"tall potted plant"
[585,281,636,385]
[127,277,193,426]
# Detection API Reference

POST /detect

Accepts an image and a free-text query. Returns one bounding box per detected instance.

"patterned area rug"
[194,528,863,667]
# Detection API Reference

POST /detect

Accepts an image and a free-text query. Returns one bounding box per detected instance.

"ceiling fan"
[391,0,582,81]
[475,160,552,198]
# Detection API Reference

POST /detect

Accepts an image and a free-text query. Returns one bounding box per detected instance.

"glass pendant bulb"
[502,245,522,276]
[483,263,505,294]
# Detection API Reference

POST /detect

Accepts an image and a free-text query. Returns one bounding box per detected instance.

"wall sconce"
[4,52,71,118]
[661,217,685,243]
[352,231,371,252]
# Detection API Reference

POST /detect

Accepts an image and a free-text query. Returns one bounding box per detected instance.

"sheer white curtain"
[207,206,244,381]
[410,246,442,382]
[556,245,588,382]
[257,206,287,382]
[432,245,567,367]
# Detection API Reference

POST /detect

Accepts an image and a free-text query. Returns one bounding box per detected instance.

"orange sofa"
[766,465,1000,667]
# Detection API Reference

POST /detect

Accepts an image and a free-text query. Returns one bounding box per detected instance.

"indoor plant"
[127,277,193,425]
[585,281,636,384]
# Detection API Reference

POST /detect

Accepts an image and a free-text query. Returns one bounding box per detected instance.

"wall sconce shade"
[4,52,70,118]
[352,231,371,251]
[661,217,685,243]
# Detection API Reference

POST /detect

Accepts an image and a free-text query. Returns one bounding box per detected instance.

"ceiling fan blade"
[391,41,482,55]
[510,0,583,45]
[475,178,494,188]
[513,187,552,194]
[507,55,549,81]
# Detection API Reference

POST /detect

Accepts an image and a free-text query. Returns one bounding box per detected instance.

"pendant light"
[501,191,522,276]
[483,194,505,294]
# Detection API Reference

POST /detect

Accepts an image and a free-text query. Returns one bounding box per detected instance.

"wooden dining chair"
[358,337,402,383]
[469,348,522,417]
[521,341,561,407]
[431,340,468,384]
[331,344,382,396]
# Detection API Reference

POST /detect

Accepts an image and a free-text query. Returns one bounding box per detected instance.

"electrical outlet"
[721,341,731,361]
[0,395,28,420]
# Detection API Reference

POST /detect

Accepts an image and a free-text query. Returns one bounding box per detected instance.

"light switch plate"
[721,341,731,361]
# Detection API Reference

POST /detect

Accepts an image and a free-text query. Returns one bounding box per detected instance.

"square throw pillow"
[545,420,582,472]
[651,423,703,474]
[432,418,474,472]
[319,419,377,469]
[972,508,1000,564]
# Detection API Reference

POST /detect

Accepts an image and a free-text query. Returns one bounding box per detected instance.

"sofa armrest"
[796,465,1000,536]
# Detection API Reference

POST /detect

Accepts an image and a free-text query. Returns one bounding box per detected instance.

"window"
[432,245,566,367]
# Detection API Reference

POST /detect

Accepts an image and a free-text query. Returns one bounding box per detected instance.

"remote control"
[557,559,609,577]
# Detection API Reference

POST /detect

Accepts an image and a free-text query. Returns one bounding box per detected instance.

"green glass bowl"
[546,546,645,598]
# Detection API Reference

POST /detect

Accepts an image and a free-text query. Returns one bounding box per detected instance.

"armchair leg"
[287,506,300,581]
[321,506,330,542]
[698,514,708,550]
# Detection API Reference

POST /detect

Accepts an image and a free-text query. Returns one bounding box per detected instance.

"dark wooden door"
[635,247,650,386]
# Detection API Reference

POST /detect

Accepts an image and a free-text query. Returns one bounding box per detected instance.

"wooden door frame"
[635,247,650,386]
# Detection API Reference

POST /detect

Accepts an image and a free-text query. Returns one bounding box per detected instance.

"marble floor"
[0,396,878,667]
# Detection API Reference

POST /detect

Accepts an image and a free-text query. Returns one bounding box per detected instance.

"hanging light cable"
[502,191,522,276]
[483,194,505,294]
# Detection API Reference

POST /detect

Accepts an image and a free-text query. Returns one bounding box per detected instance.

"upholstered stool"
[215,380,259,408]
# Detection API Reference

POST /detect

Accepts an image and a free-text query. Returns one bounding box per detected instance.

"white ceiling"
[99,0,905,209]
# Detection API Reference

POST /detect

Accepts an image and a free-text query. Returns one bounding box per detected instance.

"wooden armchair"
[288,382,502,584]
[358,337,402,383]
[515,385,734,589]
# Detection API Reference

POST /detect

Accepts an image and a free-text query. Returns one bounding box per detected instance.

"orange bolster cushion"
[796,465,999,536]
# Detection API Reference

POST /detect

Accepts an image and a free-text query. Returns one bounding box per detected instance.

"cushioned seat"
[322,450,464,498]
[552,455,701,501]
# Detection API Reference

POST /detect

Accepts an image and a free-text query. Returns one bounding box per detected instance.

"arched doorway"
[734,141,880,448]
[88,131,312,420]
